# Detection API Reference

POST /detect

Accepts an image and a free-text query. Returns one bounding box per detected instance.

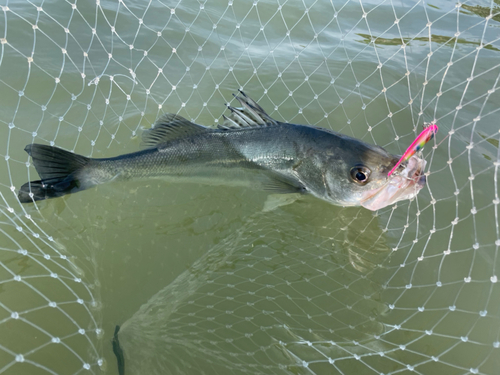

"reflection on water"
[356,33,500,52]
[118,200,394,374]
[461,1,500,22]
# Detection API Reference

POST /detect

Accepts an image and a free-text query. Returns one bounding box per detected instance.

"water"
[0,0,499,374]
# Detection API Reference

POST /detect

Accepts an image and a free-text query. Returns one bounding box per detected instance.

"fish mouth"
[360,155,427,211]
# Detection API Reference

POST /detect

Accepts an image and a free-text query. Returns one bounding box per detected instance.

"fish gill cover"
[0,1,499,374]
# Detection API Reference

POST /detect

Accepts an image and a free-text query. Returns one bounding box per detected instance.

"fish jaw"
[359,155,427,211]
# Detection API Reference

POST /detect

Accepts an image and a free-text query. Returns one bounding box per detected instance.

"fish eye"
[350,165,371,185]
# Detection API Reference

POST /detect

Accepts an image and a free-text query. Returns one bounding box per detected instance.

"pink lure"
[388,123,438,177]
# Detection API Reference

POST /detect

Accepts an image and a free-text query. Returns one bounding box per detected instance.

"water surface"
[0,0,499,374]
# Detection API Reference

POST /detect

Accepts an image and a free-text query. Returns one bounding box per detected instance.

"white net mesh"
[0,0,499,374]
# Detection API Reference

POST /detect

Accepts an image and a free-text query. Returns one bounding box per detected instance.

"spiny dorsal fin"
[218,90,278,130]
[142,114,208,148]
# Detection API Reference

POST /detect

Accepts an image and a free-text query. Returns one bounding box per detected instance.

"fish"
[18,91,428,211]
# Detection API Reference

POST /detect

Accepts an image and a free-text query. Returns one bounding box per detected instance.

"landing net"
[0,1,499,374]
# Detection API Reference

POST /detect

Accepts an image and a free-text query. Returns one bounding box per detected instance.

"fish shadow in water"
[113,199,397,374]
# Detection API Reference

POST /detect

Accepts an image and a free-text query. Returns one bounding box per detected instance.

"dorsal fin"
[142,114,208,148]
[218,90,278,130]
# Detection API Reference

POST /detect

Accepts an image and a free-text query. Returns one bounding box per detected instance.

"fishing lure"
[388,123,438,177]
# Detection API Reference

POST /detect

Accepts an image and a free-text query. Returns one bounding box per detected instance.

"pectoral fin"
[263,193,301,212]
[261,175,307,194]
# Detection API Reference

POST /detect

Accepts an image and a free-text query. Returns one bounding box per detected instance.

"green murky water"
[0,1,499,374]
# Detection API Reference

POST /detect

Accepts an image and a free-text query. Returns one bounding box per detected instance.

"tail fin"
[18,144,91,203]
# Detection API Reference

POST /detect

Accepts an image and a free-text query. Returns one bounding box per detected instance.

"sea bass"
[18,91,427,210]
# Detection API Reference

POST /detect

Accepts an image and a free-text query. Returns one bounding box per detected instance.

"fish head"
[356,154,427,211]
[322,141,427,211]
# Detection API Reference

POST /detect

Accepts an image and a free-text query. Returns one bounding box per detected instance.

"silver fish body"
[19,92,427,210]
